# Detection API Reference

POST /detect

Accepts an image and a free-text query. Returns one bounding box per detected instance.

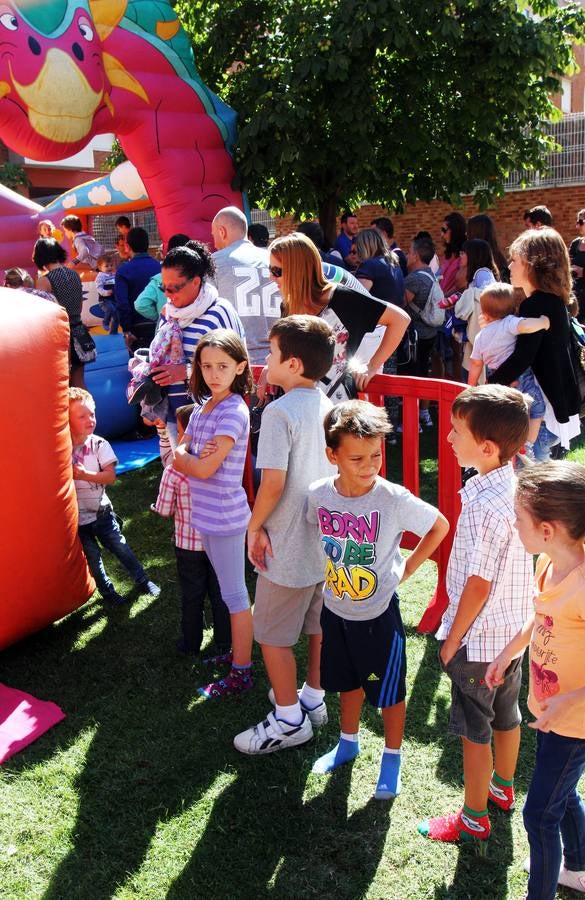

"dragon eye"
[0,13,18,31]
[78,17,93,41]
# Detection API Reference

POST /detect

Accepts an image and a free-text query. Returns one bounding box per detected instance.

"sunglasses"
[159,278,190,295]
[578,220,585,226]
[269,265,283,278]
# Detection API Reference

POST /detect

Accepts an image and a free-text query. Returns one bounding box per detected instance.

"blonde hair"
[68,387,94,406]
[354,228,398,267]
[269,232,328,314]
[509,227,572,305]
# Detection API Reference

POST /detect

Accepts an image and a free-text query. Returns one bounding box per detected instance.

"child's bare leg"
[262,644,298,706]
[462,737,493,812]
[376,701,406,799]
[312,689,362,774]
[493,726,521,781]
[528,417,542,444]
[382,700,406,749]
[231,608,253,667]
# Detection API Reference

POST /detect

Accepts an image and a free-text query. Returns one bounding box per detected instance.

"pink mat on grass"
[0,683,66,764]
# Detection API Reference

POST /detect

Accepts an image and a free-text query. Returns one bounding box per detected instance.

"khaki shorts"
[253,576,324,646]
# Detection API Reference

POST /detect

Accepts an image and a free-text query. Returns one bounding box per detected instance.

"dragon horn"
[88,0,128,41]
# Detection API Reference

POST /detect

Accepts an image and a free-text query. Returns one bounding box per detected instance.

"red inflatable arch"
[0,289,94,649]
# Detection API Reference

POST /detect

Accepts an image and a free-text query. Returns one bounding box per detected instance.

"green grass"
[1,432,584,899]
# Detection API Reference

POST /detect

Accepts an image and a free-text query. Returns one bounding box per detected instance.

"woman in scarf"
[150,243,245,446]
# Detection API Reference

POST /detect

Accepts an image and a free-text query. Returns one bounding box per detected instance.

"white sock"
[383,747,401,755]
[340,731,359,742]
[299,682,325,709]
[275,702,303,726]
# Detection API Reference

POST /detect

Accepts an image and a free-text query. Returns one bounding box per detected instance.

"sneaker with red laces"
[418,809,491,842]
[488,779,515,811]
[197,667,252,700]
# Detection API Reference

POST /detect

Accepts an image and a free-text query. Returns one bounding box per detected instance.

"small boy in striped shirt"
[419,385,533,844]
[151,404,231,656]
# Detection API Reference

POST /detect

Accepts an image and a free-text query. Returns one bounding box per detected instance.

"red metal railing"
[244,367,464,634]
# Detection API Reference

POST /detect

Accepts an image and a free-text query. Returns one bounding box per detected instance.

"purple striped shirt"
[185,393,250,536]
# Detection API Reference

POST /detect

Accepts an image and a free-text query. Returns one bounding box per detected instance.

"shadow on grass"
[433,808,514,899]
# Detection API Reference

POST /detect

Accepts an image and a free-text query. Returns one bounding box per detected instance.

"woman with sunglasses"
[569,210,585,323]
[269,232,409,400]
[150,243,245,446]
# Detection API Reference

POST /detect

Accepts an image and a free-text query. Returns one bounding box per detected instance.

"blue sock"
[312,737,360,774]
[375,749,401,799]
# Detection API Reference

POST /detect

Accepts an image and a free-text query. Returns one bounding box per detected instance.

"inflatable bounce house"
[0,0,246,648]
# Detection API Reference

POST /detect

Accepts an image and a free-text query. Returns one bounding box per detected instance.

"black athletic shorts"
[320,596,406,709]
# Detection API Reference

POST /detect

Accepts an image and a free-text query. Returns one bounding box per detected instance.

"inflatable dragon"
[0,0,245,242]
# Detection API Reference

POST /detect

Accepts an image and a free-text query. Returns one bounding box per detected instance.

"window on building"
[561,78,572,114]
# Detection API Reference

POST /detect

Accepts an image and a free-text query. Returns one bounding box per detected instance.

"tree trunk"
[318,194,339,250]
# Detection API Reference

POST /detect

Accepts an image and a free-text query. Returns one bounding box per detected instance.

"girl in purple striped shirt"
[173,330,254,699]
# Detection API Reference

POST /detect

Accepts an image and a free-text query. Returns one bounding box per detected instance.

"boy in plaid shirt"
[152,404,231,656]
[419,385,533,844]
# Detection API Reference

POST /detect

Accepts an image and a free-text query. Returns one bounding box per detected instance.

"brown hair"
[509,227,572,304]
[269,232,329,314]
[189,329,252,403]
[324,399,391,450]
[516,461,585,540]
[61,214,83,233]
[479,283,517,320]
[451,385,530,464]
[175,403,195,432]
[96,252,115,269]
[269,315,335,381]
[5,267,33,288]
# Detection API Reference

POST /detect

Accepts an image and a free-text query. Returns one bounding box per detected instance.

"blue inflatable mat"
[111,436,161,474]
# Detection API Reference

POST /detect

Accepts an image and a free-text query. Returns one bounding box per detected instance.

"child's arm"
[401,513,449,583]
[173,435,235,480]
[72,461,116,485]
[485,613,536,689]
[516,314,550,334]
[529,686,585,732]
[440,575,492,666]
[467,358,483,387]
[247,469,287,570]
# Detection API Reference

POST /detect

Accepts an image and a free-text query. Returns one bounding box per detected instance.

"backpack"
[416,270,445,328]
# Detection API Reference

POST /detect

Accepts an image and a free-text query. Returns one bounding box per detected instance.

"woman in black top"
[269,232,409,400]
[488,228,580,459]
[34,238,85,387]
[568,208,585,323]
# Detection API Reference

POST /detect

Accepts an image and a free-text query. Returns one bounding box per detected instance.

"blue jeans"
[533,421,559,462]
[98,299,119,335]
[175,547,231,651]
[524,730,585,900]
[79,506,146,597]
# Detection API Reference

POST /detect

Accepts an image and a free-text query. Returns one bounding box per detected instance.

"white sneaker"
[234,710,313,755]
[523,857,585,892]
[558,867,585,892]
[267,687,328,727]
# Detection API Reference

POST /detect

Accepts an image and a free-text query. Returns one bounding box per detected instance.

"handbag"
[396,324,418,367]
[71,323,97,363]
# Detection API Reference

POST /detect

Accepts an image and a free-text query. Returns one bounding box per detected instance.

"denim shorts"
[518,369,545,419]
[440,644,523,744]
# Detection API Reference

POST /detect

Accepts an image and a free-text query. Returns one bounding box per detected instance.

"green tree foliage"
[0,162,30,191]
[176,0,585,240]
[101,137,127,172]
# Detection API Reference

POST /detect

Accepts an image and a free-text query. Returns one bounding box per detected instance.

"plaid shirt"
[436,463,533,662]
[153,466,203,552]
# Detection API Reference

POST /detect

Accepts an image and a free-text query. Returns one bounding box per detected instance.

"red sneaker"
[418,809,491,842]
[489,779,515,812]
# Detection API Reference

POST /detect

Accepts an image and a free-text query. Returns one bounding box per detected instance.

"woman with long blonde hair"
[488,227,580,458]
[269,232,409,399]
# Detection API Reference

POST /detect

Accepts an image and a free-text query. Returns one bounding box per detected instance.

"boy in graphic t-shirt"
[307,400,448,799]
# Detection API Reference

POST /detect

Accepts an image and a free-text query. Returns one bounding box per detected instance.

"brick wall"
[275,185,585,256]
